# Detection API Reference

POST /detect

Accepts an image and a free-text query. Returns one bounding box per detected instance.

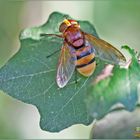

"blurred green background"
[0,0,140,139]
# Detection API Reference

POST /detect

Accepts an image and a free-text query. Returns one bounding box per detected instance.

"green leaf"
[86,46,140,119]
[0,12,102,132]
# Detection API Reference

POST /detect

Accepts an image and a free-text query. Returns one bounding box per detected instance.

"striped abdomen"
[75,45,96,77]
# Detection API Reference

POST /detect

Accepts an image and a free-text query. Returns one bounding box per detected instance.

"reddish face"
[64,27,84,47]
[59,19,84,47]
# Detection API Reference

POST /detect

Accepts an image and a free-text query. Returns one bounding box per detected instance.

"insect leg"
[40,33,63,38]
[75,69,78,84]
[46,49,61,58]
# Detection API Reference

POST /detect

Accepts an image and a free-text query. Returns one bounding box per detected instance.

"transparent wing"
[56,42,76,88]
[84,33,126,65]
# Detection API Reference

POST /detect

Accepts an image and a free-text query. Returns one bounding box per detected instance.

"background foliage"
[0,0,140,139]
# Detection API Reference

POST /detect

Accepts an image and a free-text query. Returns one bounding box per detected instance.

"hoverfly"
[41,19,126,88]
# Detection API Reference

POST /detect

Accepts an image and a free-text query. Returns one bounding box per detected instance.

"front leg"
[75,68,78,84]
[40,33,63,38]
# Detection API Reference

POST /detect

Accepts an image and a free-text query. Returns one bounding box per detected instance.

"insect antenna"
[63,15,69,20]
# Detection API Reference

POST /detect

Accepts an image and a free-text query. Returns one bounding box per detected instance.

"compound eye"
[59,22,67,32]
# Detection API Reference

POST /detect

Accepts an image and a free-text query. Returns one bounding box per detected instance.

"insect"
[41,19,126,88]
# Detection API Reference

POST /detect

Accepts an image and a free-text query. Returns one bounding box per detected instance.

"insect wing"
[56,43,76,88]
[84,33,126,65]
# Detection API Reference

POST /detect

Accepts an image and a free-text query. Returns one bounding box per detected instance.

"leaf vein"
[43,77,90,129]
[1,69,55,82]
